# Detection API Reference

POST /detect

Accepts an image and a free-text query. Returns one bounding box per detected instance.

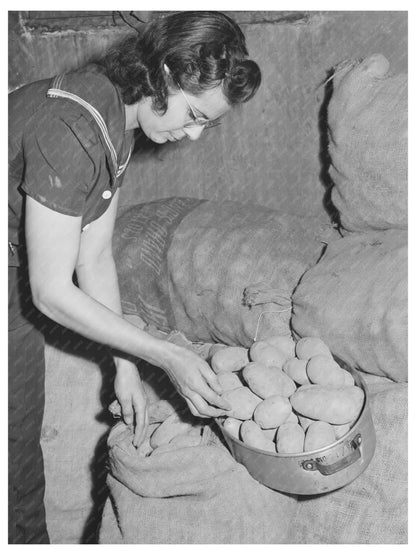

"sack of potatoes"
[211,336,365,454]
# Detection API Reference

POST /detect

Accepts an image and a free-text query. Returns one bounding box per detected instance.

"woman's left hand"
[114,359,149,448]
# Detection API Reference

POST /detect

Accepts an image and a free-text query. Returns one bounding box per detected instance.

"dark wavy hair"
[103,11,261,112]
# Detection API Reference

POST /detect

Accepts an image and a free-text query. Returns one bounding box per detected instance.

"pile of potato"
[134,410,205,458]
[106,398,206,458]
[211,336,364,454]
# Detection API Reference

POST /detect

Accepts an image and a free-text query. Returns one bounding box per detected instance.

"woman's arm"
[75,190,122,312]
[25,195,230,419]
[75,190,148,446]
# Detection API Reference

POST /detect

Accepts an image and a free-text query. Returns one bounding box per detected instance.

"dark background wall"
[9,11,407,222]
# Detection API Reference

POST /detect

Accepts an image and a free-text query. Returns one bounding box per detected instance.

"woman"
[8,11,261,543]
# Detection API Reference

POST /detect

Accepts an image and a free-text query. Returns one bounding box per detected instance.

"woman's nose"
[183,125,204,141]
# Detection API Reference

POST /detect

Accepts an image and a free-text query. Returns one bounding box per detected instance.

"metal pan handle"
[302,434,362,476]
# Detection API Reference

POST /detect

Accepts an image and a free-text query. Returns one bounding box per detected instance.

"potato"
[211,346,250,373]
[216,371,242,391]
[262,427,278,441]
[136,437,153,457]
[284,411,299,424]
[242,362,296,398]
[223,417,242,439]
[304,421,337,451]
[240,420,276,452]
[298,414,315,431]
[332,423,351,440]
[138,422,160,455]
[148,399,178,424]
[295,337,332,360]
[150,413,194,448]
[283,357,310,385]
[208,343,228,362]
[348,385,366,420]
[306,355,346,387]
[249,341,287,369]
[290,385,365,425]
[263,335,296,361]
[169,429,202,448]
[151,427,202,454]
[342,369,355,386]
[253,395,292,429]
[221,387,262,420]
[276,422,305,454]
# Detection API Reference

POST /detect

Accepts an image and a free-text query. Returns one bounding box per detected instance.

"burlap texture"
[100,375,407,544]
[286,375,407,544]
[41,341,111,543]
[291,229,407,382]
[328,53,407,231]
[114,197,337,347]
[100,419,297,544]
[41,332,207,544]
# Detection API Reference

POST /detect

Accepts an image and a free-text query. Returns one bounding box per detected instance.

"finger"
[185,398,206,418]
[188,393,230,418]
[131,389,148,443]
[185,399,220,418]
[193,379,232,411]
[133,400,149,447]
[119,398,134,426]
[133,411,145,447]
[202,372,224,396]
[185,397,221,419]
[133,407,149,448]
[198,363,224,395]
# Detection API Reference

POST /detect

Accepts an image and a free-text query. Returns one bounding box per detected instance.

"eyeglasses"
[176,82,222,130]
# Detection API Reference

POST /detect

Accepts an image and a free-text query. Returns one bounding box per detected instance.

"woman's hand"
[161,344,232,418]
[114,359,149,448]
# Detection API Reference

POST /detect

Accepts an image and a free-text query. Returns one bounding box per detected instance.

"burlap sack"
[286,375,407,544]
[114,197,336,347]
[328,54,407,231]
[100,375,407,544]
[291,229,407,382]
[100,418,297,544]
[41,323,199,543]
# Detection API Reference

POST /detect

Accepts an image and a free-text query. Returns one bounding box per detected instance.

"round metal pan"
[216,367,376,495]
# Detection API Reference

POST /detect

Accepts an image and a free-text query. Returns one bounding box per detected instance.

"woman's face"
[132,86,231,143]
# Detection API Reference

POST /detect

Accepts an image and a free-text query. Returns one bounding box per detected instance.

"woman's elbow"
[31,286,55,318]
[30,281,67,320]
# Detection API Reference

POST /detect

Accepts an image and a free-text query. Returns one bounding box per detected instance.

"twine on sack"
[253,308,292,342]
[243,283,293,308]
[315,58,361,91]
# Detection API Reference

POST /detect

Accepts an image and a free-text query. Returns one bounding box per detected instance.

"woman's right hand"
[161,344,232,418]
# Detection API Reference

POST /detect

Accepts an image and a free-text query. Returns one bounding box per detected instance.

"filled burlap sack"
[286,375,407,544]
[41,322,200,543]
[100,418,297,544]
[100,375,407,544]
[328,53,407,231]
[291,229,407,382]
[114,197,336,347]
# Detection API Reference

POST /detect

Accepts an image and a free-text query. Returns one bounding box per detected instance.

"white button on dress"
[102,190,112,200]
